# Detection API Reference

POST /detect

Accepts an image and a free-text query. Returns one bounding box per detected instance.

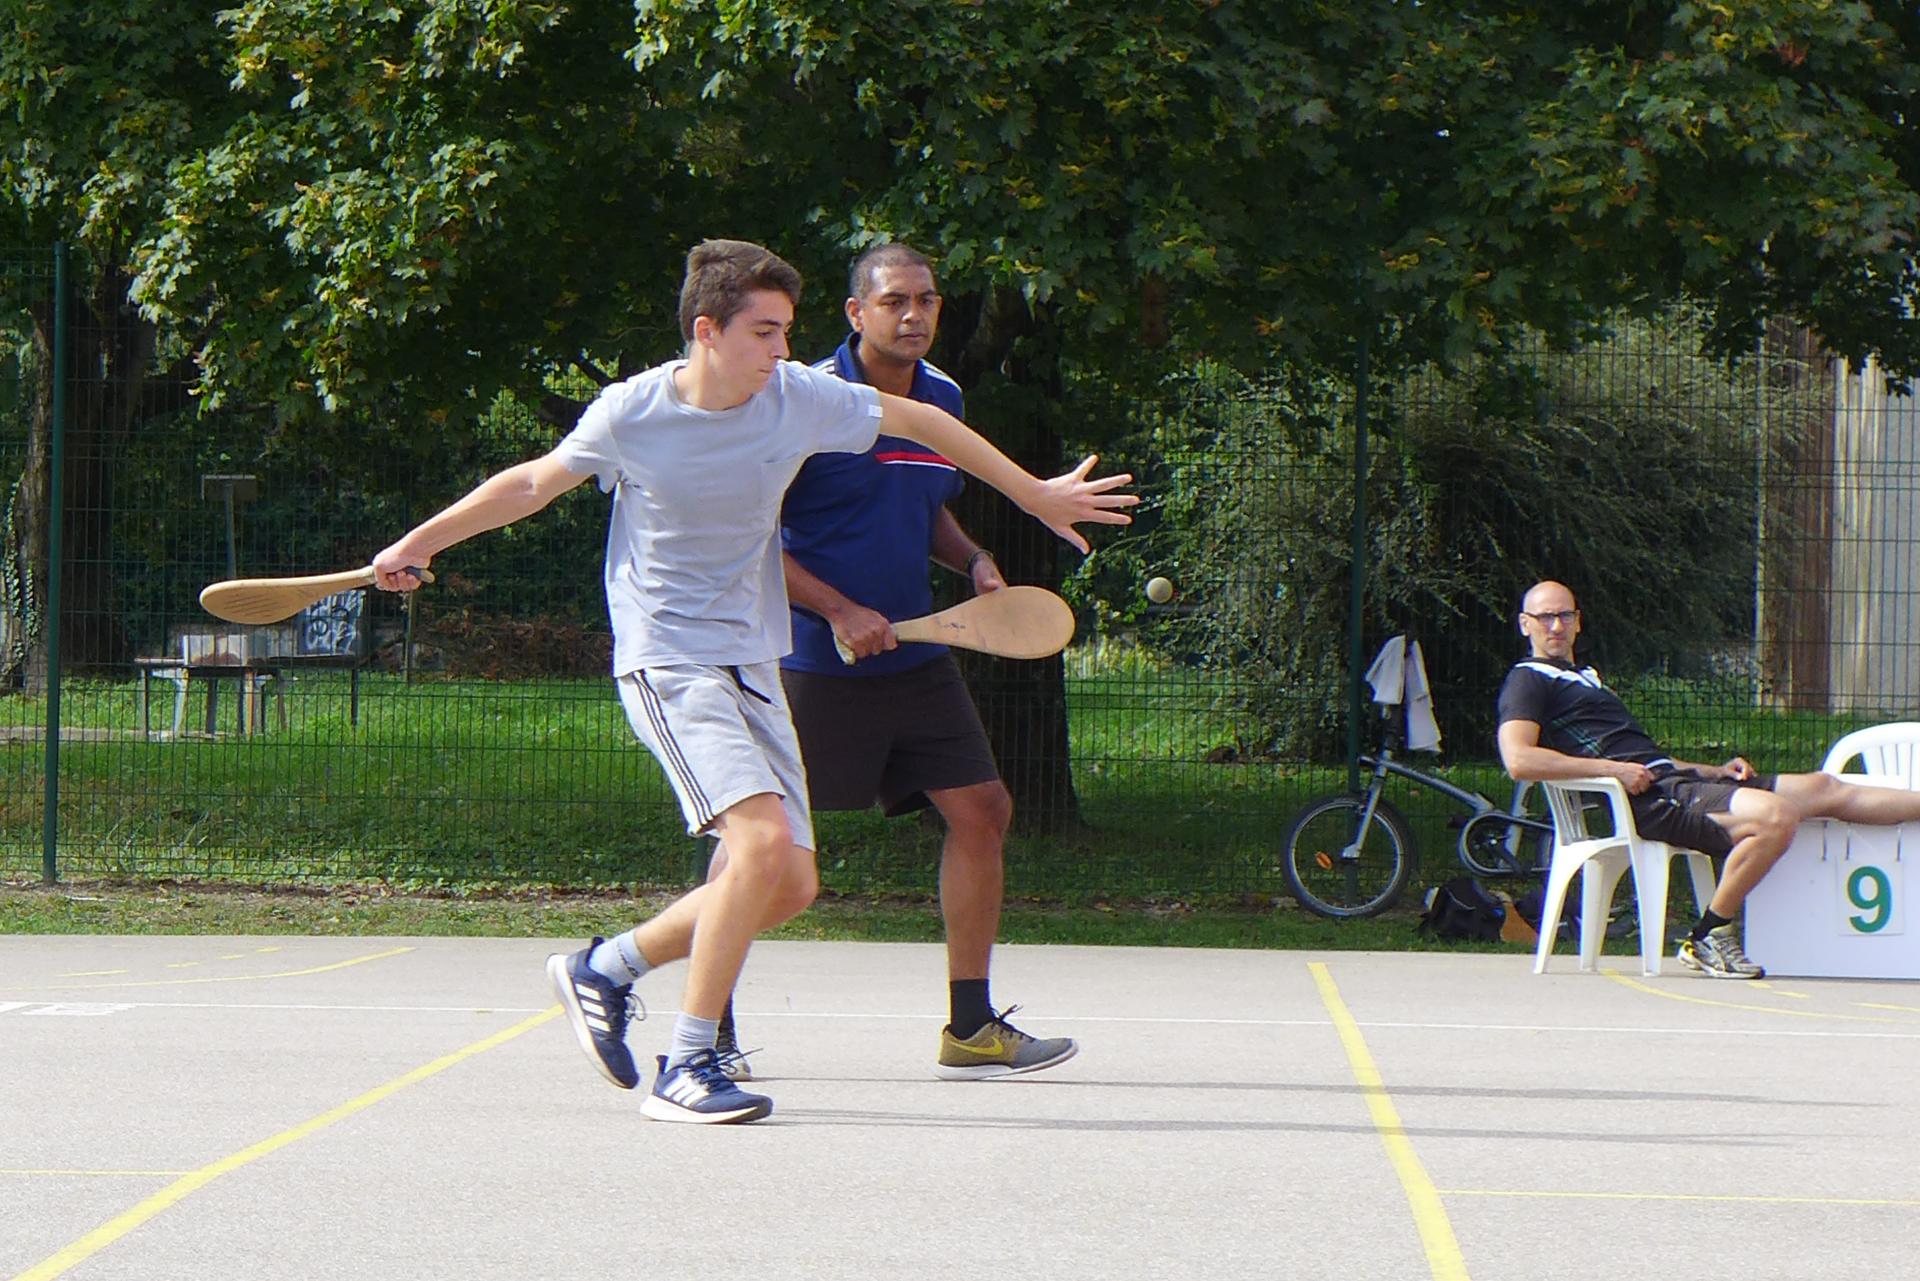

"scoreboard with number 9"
[1746,817,1920,978]
[1840,858,1904,935]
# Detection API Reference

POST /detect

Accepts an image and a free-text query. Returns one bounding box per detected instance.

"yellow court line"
[1856,1002,1920,1015]
[55,970,127,979]
[1,1170,191,1178]
[1600,969,1895,1023]
[3,947,415,993]
[1308,962,1470,1281]
[8,1005,561,1281]
[1441,1188,1920,1208]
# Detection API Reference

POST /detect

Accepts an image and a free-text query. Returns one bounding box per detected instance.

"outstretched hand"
[1025,454,1137,553]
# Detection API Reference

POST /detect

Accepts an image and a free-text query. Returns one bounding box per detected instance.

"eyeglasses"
[1521,609,1579,627]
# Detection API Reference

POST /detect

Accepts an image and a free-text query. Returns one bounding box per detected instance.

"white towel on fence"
[1364,634,1442,753]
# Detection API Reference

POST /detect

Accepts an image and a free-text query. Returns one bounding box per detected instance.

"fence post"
[41,241,67,884]
[1346,330,1370,792]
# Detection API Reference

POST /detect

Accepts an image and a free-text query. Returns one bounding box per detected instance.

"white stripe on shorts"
[632,670,715,827]
[616,663,814,847]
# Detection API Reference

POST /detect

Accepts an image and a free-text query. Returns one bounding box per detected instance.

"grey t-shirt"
[554,359,883,674]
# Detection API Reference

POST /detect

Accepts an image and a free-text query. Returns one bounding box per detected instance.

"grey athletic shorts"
[616,661,813,850]
[782,654,999,816]
[1628,767,1777,858]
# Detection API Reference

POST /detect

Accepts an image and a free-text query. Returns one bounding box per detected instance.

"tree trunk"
[5,298,53,690]
[6,255,158,689]
[938,289,1083,833]
[1755,322,1835,712]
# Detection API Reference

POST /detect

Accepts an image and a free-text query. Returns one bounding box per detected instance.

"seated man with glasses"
[1495,579,1920,978]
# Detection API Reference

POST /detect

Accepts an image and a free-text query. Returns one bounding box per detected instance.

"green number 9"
[1846,866,1893,934]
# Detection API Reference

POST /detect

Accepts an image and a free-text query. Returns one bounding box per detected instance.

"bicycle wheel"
[1458,811,1527,877]
[1458,787,1555,878]
[1281,794,1413,918]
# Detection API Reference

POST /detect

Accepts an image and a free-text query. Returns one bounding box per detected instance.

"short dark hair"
[678,239,803,341]
[848,243,935,300]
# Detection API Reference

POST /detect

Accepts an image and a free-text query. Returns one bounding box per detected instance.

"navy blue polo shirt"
[780,336,967,676]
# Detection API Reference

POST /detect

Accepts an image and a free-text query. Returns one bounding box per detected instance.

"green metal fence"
[1,245,1912,905]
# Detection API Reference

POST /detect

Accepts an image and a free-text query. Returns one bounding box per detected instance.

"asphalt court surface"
[3,935,1919,1281]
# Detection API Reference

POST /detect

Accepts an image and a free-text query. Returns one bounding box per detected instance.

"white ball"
[1145,576,1175,605]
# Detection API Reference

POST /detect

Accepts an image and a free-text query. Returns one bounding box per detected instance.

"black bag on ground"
[1513,885,1550,932]
[1418,877,1506,942]
[1513,882,1629,941]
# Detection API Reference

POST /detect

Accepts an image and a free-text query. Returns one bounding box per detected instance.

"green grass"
[0,647,1872,914]
[0,657,1314,898]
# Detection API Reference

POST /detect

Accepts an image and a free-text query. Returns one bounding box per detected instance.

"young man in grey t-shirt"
[371,239,1134,1123]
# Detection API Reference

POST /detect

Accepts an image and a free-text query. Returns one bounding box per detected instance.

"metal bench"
[135,629,282,738]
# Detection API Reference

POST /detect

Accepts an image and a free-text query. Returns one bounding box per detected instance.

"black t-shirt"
[1494,658,1673,767]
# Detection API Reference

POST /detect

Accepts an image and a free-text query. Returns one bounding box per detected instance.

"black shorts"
[781,655,1000,816]
[1627,767,1777,858]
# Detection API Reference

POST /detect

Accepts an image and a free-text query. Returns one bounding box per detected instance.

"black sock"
[949,980,993,1038]
[1690,909,1732,941]
[717,995,735,1039]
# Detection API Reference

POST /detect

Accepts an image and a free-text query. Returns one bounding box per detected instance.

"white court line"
[67,1002,558,1014]
[65,1002,1920,1040]
[1,1169,191,1178]
[1441,1187,1920,1208]
[1355,1019,1920,1041]
[0,946,414,993]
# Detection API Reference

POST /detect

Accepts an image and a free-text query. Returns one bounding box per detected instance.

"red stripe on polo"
[873,450,957,468]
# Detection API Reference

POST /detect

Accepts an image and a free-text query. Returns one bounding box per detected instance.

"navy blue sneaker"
[640,1051,773,1124]
[546,938,639,1089]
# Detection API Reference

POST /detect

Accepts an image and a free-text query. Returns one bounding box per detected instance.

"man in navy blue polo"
[714,243,1077,1082]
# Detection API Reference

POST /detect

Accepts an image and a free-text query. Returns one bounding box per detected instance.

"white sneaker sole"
[640,1093,772,1124]
[933,1038,1079,1081]
[545,953,636,1089]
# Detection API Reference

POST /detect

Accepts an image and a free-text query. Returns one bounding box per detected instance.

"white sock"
[587,932,650,985]
[666,1014,719,1070]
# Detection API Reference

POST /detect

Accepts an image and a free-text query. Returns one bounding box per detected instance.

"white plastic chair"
[1821,723,1920,786]
[1533,776,1717,976]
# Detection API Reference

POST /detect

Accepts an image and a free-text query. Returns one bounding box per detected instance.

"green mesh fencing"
[1,250,1913,906]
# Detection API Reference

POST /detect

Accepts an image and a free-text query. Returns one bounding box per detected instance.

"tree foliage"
[1132,308,1810,760]
[130,0,699,438]
[4,0,1920,729]
[7,1,1915,442]
[0,6,241,671]
[73,0,1920,418]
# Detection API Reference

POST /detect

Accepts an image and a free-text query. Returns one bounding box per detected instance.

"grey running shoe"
[714,1015,753,1082]
[1678,924,1766,979]
[934,1006,1078,1080]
